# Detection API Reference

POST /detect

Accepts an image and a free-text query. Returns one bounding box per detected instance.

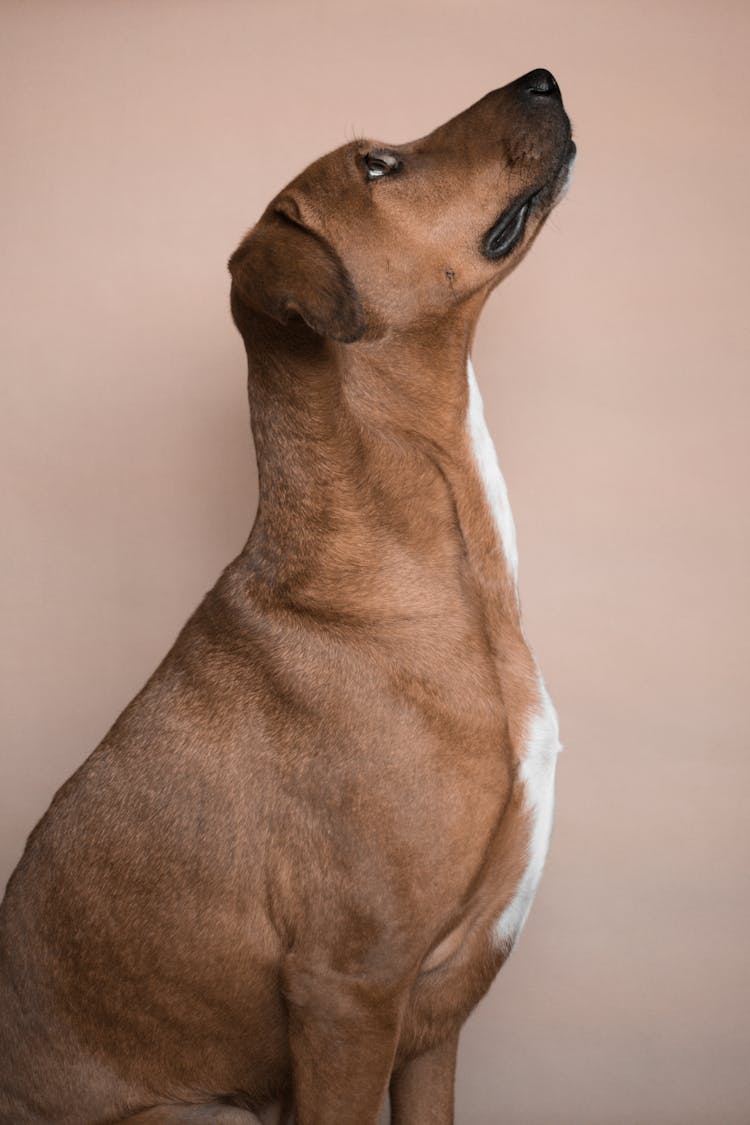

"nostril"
[523,68,561,98]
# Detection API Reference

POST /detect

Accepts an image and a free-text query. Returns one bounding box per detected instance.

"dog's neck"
[237,305,520,628]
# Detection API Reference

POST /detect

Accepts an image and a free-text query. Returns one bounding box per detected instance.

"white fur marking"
[558,151,577,200]
[494,679,561,948]
[466,358,519,583]
[465,359,561,951]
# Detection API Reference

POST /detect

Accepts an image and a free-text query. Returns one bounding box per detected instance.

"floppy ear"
[228,210,366,344]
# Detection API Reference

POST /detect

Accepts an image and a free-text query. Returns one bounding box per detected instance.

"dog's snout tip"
[520,68,561,99]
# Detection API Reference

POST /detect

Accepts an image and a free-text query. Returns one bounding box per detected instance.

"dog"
[0,68,575,1124]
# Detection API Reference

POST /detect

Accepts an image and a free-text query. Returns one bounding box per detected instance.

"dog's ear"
[228,209,366,344]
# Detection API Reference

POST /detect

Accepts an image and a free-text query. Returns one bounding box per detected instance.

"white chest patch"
[466,359,519,583]
[465,358,562,952]
[493,680,560,950]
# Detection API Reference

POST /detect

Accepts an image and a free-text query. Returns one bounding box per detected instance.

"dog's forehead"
[275,125,495,219]
[270,142,357,211]
[285,139,378,187]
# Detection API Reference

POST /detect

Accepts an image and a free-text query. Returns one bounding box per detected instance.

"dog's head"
[229,69,575,344]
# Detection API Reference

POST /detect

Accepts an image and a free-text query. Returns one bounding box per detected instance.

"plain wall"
[2,1,749,1121]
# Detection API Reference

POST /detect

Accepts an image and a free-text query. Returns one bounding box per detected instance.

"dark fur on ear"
[228,210,366,344]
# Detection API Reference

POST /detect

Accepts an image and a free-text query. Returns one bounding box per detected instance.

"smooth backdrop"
[2,2,749,1122]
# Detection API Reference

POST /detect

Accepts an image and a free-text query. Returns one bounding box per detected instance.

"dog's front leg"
[282,954,403,1125]
[389,1033,459,1125]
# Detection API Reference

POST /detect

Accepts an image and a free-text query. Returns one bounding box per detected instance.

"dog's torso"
[0,352,559,1122]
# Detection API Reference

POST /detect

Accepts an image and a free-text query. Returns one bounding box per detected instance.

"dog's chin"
[549,138,577,203]
[481,139,576,262]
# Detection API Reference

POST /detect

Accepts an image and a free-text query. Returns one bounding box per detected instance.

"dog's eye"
[363,151,402,181]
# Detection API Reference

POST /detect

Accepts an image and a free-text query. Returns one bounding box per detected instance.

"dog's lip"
[482,137,577,262]
[482,192,538,261]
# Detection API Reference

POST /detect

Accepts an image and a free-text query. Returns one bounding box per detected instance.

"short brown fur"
[0,71,574,1124]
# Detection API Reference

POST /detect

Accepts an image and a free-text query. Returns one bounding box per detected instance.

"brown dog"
[0,69,574,1124]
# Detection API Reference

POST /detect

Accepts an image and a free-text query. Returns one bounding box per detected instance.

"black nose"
[520,68,561,99]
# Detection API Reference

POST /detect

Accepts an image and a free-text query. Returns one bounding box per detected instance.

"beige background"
[2,1,749,1122]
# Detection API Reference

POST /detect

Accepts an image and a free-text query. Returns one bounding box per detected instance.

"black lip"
[482,134,576,262]
[482,193,536,260]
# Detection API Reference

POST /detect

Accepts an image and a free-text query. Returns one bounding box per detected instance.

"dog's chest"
[492,681,560,949]
[466,359,561,951]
